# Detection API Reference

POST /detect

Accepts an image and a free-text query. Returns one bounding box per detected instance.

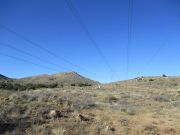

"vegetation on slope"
[0,72,97,91]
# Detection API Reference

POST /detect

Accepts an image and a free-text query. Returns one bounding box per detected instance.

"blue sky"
[0,0,180,83]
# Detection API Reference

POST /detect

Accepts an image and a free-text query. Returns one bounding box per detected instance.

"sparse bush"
[153,94,169,102]
[0,82,14,90]
[105,95,119,104]
[59,83,64,88]
[48,83,58,88]
[26,83,36,90]
[170,82,178,87]
[127,110,136,115]
[164,127,176,134]
[142,125,160,135]
[0,82,58,91]
[78,83,92,87]
[119,118,129,126]
[71,83,76,86]
[108,96,118,102]
[149,78,154,82]
[81,103,96,109]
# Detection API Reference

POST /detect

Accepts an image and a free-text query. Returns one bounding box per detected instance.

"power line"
[125,0,133,78]
[65,0,116,75]
[0,52,58,72]
[0,41,68,71]
[144,23,179,70]
[0,23,93,75]
[0,42,110,79]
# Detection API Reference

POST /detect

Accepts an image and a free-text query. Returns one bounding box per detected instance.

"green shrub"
[48,83,58,88]
[0,82,58,91]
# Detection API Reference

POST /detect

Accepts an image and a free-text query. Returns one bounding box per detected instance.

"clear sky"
[0,0,180,83]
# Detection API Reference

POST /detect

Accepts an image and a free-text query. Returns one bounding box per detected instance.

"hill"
[16,72,99,86]
[0,74,12,82]
[106,76,180,89]
[0,74,180,134]
[0,72,99,90]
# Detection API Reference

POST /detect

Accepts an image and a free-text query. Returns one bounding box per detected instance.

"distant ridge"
[0,74,8,79]
[0,74,12,82]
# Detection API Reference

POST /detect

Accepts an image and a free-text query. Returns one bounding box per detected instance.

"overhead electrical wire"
[0,52,58,72]
[65,0,116,76]
[0,41,69,71]
[125,0,133,78]
[144,24,178,69]
[0,23,94,75]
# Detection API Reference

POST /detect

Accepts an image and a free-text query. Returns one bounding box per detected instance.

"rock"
[48,110,58,119]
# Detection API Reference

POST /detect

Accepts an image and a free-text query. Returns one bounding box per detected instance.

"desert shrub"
[70,93,96,111]
[78,83,92,87]
[35,84,48,88]
[14,83,27,91]
[49,77,54,81]
[153,94,169,102]
[81,103,96,109]
[170,82,178,87]
[71,83,76,86]
[121,93,130,99]
[109,96,118,101]
[149,78,154,82]
[0,82,25,91]
[0,123,18,135]
[26,94,38,102]
[142,125,160,135]
[119,118,129,126]
[59,83,64,88]
[26,83,36,90]
[105,96,118,103]
[48,83,58,88]
[0,82,14,90]
[0,82,58,91]
[164,127,176,134]
[127,110,136,115]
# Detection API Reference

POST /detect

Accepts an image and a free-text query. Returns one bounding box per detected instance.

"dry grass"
[0,77,180,135]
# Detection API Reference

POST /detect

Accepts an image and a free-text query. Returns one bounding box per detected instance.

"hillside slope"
[16,72,99,86]
[0,74,12,82]
[106,76,180,89]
